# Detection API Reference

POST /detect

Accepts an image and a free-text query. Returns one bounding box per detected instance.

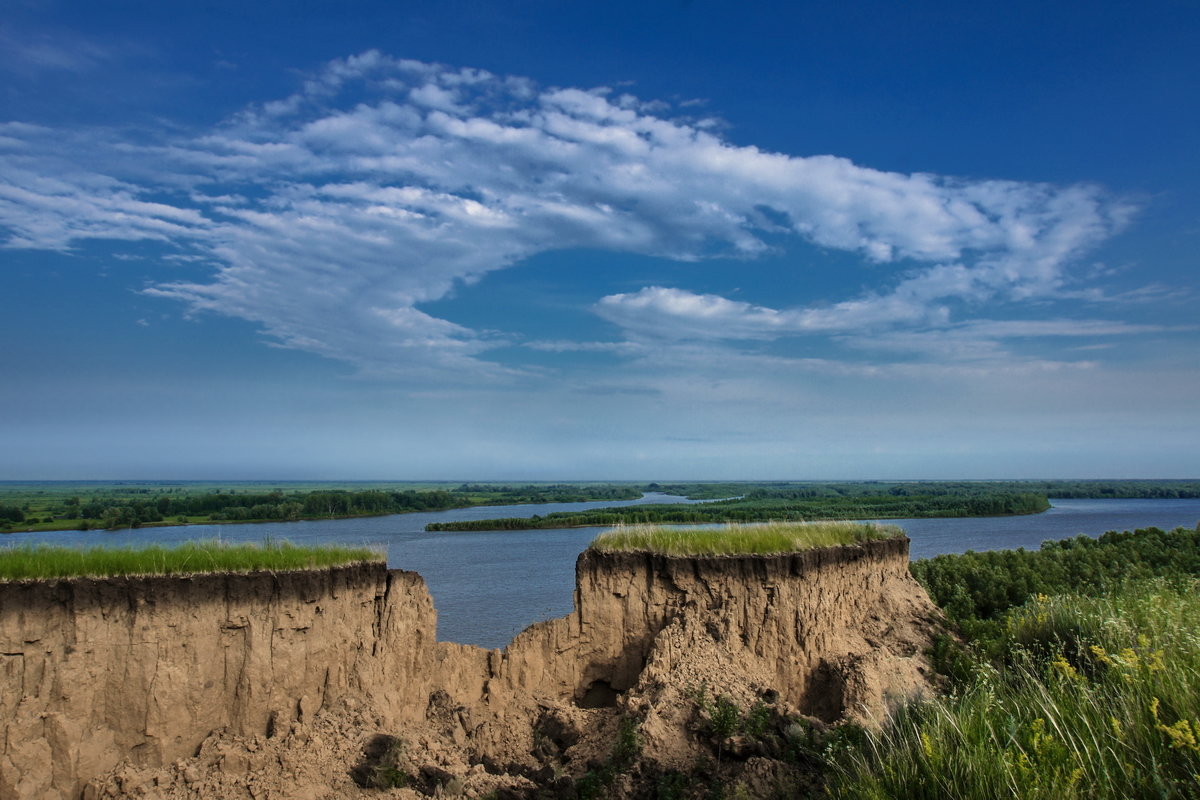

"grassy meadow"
[0,539,382,580]
[589,520,901,556]
[814,524,1200,799]
[825,582,1200,799]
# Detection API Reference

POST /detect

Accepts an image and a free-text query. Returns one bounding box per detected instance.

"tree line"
[912,523,1200,628]
[642,480,1200,501]
[63,489,471,530]
[1,484,649,531]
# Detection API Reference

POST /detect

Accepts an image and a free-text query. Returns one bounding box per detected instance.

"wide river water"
[5,495,1200,649]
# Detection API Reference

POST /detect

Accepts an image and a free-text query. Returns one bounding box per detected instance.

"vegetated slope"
[819,523,1200,800]
[427,492,1051,531]
[912,524,1200,639]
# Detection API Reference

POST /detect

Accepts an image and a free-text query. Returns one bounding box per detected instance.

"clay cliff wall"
[0,565,439,799]
[0,537,940,799]
[496,537,938,720]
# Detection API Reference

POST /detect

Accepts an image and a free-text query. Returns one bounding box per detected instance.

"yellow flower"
[1028,718,1051,755]
[1051,654,1083,682]
[1117,648,1140,669]
[1156,719,1200,754]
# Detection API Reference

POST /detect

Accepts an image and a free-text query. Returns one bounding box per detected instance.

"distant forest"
[2,479,1196,533]
[0,483,641,532]
[649,480,1200,500]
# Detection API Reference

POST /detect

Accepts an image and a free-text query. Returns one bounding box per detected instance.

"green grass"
[0,539,383,581]
[588,521,902,556]
[825,581,1200,800]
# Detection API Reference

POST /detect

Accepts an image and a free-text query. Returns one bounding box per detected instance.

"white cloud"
[595,285,943,340]
[0,52,1135,375]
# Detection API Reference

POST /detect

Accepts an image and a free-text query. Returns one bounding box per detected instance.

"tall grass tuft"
[825,580,1200,799]
[0,539,383,581]
[589,520,901,556]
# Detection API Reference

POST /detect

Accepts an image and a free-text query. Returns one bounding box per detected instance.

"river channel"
[5,495,1200,648]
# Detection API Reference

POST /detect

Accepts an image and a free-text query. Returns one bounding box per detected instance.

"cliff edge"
[0,537,943,799]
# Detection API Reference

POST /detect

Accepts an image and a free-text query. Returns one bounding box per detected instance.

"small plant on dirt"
[695,694,746,764]
[655,771,691,800]
[710,696,742,740]
[576,714,644,799]
[352,734,410,790]
[612,714,643,769]
[743,701,771,739]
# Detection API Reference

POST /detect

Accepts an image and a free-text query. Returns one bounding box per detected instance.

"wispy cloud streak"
[0,52,1134,374]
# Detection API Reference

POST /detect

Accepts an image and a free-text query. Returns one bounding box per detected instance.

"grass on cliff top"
[0,539,383,581]
[588,520,902,556]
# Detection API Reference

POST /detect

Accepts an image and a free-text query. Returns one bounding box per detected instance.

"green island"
[427,480,1200,532]
[0,539,382,581]
[0,480,643,533]
[589,520,901,556]
[427,485,1053,531]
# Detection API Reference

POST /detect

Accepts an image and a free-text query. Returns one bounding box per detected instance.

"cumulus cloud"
[0,52,1135,374]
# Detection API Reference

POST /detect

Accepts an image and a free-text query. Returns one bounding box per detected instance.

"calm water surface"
[6,495,1199,648]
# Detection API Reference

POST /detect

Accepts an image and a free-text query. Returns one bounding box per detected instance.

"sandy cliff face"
[0,565,439,799]
[499,538,938,717]
[0,537,943,799]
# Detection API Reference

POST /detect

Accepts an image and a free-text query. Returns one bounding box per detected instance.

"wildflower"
[1051,654,1083,682]
[1117,648,1141,669]
[1028,718,1051,755]
[1156,718,1200,754]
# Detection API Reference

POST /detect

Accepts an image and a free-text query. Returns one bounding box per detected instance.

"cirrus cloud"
[0,52,1134,375]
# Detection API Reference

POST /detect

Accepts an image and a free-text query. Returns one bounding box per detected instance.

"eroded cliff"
[0,537,943,799]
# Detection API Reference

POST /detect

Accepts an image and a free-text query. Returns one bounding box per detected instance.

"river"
[4,495,1199,648]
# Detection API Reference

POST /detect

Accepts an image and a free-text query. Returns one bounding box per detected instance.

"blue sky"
[1,0,1197,480]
